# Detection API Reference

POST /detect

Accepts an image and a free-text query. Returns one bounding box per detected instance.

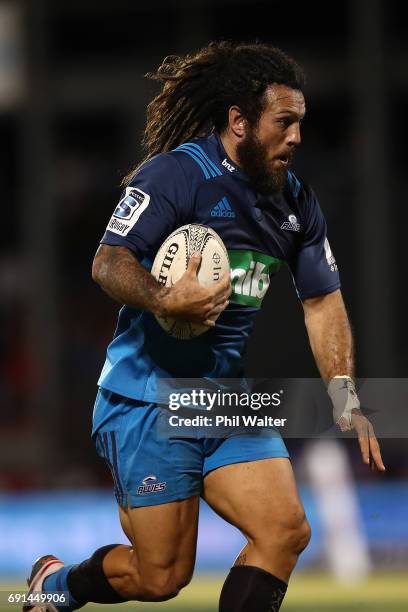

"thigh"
[94,391,203,578]
[119,496,200,579]
[94,391,204,508]
[203,457,306,541]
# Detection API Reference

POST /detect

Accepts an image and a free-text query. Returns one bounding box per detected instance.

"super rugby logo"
[113,189,146,219]
[137,475,167,495]
[107,187,150,237]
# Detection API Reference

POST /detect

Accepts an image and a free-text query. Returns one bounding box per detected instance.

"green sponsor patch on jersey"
[228,250,282,307]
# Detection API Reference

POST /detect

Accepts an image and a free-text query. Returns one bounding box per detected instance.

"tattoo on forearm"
[93,245,166,313]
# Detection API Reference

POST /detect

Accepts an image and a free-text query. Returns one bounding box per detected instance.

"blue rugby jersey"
[97,133,340,402]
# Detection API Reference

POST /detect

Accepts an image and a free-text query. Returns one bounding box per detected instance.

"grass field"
[1,573,407,611]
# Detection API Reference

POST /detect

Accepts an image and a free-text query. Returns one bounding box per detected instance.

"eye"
[277,118,291,128]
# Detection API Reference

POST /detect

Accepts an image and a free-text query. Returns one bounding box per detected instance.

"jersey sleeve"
[100,153,191,259]
[288,185,341,299]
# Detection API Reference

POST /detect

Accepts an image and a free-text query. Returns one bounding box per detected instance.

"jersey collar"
[209,132,250,182]
[208,132,291,211]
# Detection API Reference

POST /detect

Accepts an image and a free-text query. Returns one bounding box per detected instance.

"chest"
[190,181,303,307]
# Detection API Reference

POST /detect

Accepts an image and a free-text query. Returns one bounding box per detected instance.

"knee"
[293,515,311,555]
[257,511,311,558]
[127,566,192,602]
[141,567,192,601]
[279,512,311,556]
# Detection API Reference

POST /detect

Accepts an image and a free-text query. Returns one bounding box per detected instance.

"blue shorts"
[92,388,289,508]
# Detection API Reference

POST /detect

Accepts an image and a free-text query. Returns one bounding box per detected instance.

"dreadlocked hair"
[124,41,305,184]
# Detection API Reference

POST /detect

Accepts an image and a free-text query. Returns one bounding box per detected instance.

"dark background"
[0,0,406,491]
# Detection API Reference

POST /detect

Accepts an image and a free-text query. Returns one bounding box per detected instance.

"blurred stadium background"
[0,0,407,609]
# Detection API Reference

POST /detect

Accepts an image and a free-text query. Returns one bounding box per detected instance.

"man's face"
[236,84,306,195]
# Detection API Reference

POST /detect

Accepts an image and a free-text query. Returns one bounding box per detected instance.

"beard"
[236,128,293,196]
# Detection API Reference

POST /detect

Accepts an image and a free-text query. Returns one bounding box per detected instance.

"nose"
[286,122,301,146]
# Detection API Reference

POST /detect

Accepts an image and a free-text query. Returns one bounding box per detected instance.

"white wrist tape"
[327,375,360,431]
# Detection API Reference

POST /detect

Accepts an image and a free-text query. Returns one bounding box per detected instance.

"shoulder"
[170,138,224,183]
[124,152,194,207]
[284,170,321,221]
[285,170,315,204]
[126,137,225,194]
[128,152,185,186]
[129,146,214,193]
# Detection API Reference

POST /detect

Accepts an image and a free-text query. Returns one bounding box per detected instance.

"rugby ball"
[151,224,230,339]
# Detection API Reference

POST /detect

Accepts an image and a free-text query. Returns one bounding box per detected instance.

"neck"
[220,130,241,167]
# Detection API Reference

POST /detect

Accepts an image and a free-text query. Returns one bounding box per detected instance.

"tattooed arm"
[92,245,166,313]
[92,244,230,326]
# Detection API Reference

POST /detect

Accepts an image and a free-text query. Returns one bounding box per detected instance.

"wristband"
[327,375,360,431]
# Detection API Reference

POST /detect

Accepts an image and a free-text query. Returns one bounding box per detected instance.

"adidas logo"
[210,197,236,218]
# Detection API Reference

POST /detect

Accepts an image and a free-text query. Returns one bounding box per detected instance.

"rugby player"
[25,42,385,612]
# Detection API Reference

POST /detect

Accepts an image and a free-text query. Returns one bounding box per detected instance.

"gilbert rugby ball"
[151,224,230,339]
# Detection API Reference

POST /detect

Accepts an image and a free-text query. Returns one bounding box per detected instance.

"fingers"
[185,255,231,304]
[186,252,202,277]
[206,300,229,319]
[357,424,371,467]
[209,273,232,301]
[368,429,386,472]
[202,319,216,328]
[352,411,371,465]
[200,300,230,327]
[185,256,231,298]
[354,417,386,472]
[175,256,231,323]
[212,271,231,288]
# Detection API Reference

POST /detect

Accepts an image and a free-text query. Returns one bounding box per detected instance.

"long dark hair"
[124,41,305,184]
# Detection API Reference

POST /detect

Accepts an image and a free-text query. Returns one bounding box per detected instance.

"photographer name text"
[168,415,287,427]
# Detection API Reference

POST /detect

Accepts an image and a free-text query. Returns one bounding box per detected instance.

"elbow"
[92,251,106,287]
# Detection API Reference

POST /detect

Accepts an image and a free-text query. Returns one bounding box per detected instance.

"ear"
[228,106,247,139]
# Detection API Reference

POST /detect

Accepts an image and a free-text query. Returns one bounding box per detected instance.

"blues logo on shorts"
[137,474,167,495]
